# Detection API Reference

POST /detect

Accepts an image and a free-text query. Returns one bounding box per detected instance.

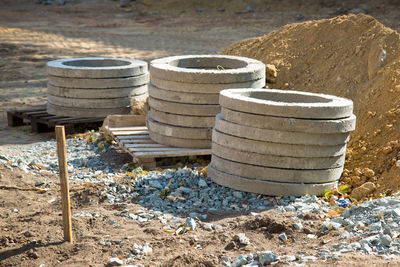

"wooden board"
[7,104,104,134]
[103,121,211,168]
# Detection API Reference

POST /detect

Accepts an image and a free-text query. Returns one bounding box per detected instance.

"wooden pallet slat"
[7,105,104,133]
[103,123,212,168]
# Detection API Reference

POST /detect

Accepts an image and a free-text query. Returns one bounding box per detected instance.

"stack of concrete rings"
[147,55,266,148]
[46,57,149,117]
[208,88,356,196]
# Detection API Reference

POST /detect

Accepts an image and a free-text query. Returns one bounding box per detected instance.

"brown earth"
[220,13,400,199]
[2,0,400,266]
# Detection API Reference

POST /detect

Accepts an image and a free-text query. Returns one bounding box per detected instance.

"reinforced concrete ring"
[147,115,212,139]
[149,84,219,104]
[48,95,130,109]
[46,102,130,118]
[48,72,149,89]
[149,108,215,128]
[211,154,343,183]
[150,76,266,94]
[215,114,349,145]
[47,84,148,99]
[150,55,266,84]
[46,57,148,78]
[207,165,337,196]
[221,107,356,134]
[148,130,211,149]
[219,88,354,119]
[149,97,220,116]
[212,128,347,158]
[212,143,345,169]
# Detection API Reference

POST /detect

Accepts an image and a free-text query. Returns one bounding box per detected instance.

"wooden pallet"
[103,122,211,168]
[7,105,104,134]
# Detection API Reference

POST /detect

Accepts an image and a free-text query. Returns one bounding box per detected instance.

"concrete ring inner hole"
[62,59,131,68]
[168,57,248,70]
[235,90,333,104]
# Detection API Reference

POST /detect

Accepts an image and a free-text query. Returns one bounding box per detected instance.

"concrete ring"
[46,57,148,78]
[148,97,220,116]
[220,88,354,119]
[212,142,345,169]
[207,165,337,196]
[46,102,130,118]
[148,130,211,149]
[47,84,148,99]
[150,55,265,83]
[212,128,347,158]
[149,108,215,128]
[149,84,219,104]
[150,76,266,93]
[215,114,349,145]
[48,73,149,88]
[147,115,212,139]
[211,154,343,183]
[221,107,356,134]
[48,95,130,108]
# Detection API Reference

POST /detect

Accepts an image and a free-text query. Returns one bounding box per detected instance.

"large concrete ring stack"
[46,57,149,117]
[147,55,266,148]
[208,88,356,196]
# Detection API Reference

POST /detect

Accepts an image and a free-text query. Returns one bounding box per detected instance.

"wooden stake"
[55,125,73,244]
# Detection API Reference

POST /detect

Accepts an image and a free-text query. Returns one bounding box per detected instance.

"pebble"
[279,233,287,242]
[4,136,400,262]
[235,233,250,246]
[108,257,123,266]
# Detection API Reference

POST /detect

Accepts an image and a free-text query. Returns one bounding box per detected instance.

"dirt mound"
[220,14,400,198]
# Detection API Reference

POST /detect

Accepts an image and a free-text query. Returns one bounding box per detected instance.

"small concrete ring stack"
[46,57,149,118]
[147,55,266,148]
[208,88,356,196]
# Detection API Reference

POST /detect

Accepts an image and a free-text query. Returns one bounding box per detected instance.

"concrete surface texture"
[207,165,338,197]
[146,115,212,139]
[149,84,220,104]
[215,113,350,145]
[219,88,354,119]
[208,88,356,196]
[220,108,357,134]
[47,84,148,98]
[211,154,343,183]
[46,57,149,117]
[48,73,149,88]
[46,57,148,78]
[46,102,131,117]
[149,108,215,128]
[150,55,266,83]
[148,130,211,149]
[147,55,266,148]
[150,76,266,93]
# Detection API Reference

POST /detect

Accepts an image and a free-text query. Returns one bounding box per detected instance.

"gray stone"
[235,233,250,245]
[108,257,123,266]
[256,251,277,265]
[381,234,392,247]
[184,217,196,231]
[279,233,288,242]
[292,222,303,230]
[198,179,208,188]
[231,254,248,267]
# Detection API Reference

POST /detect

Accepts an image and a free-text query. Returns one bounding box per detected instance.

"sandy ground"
[1,0,400,266]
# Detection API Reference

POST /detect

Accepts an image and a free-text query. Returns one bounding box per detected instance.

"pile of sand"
[220,14,400,198]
